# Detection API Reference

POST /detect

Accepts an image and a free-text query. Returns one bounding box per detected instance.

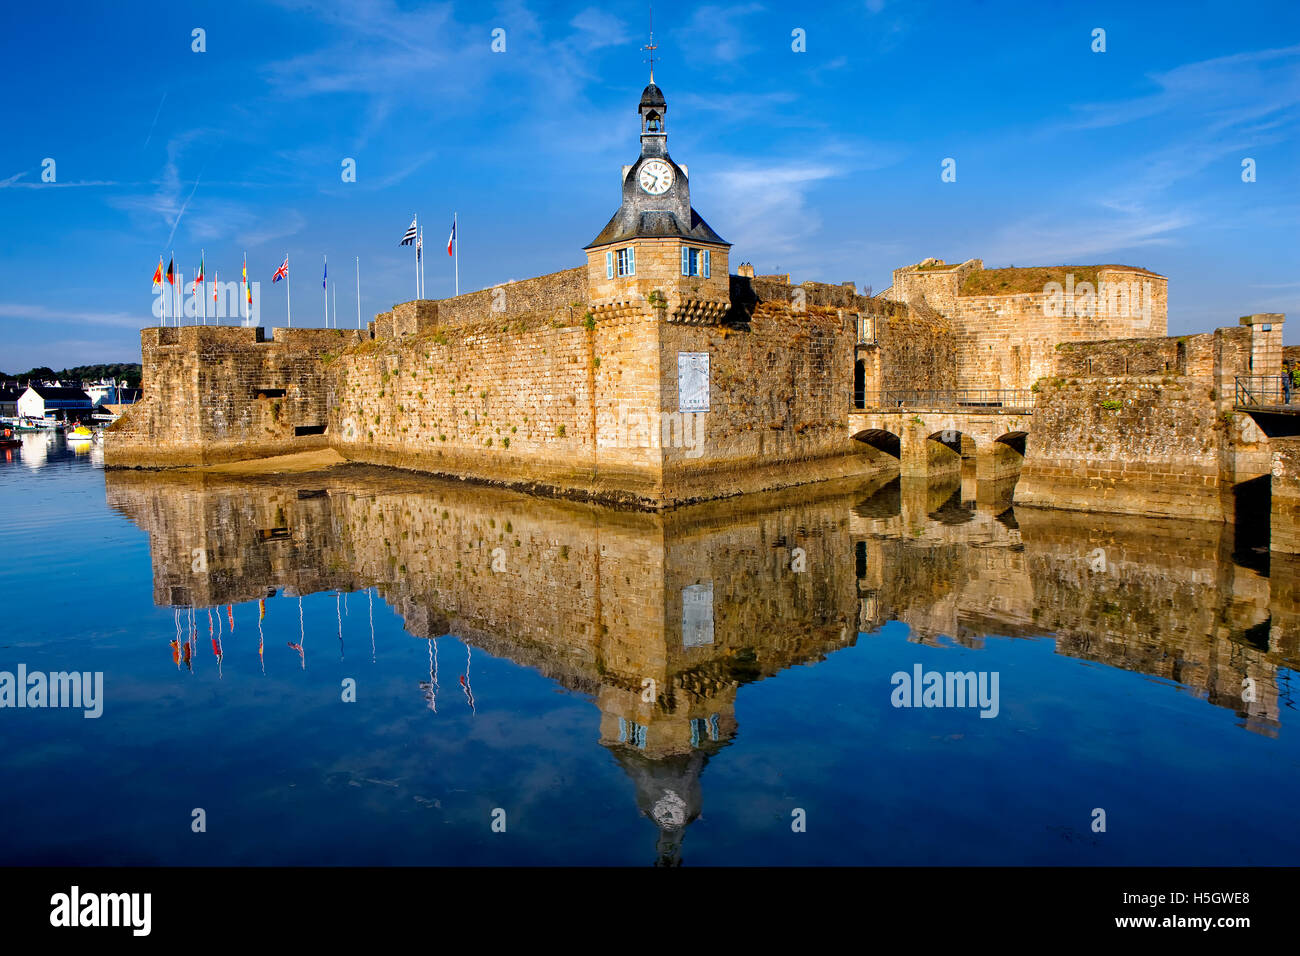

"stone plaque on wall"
[682,582,714,647]
[678,352,710,413]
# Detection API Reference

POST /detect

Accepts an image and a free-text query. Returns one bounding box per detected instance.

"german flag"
[165,258,175,285]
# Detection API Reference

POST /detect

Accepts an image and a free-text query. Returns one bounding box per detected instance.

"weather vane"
[642,7,657,82]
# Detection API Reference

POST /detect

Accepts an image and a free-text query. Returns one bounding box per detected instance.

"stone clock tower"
[585,82,731,324]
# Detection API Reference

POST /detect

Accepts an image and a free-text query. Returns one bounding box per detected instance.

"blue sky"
[1,0,1297,369]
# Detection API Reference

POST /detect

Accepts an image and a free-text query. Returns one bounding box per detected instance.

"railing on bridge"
[1235,375,1300,410]
[856,389,1036,413]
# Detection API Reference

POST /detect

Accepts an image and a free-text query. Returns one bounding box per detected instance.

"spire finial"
[642,7,657,83]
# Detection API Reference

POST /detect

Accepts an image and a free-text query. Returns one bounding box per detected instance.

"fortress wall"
[105,326,357,467]
[882,263,1169,391]
[335,277,895,509]
[1015,375,1226,519]
[1271,439,1300,555]
[329,305,668,506]
[656,299,886,503]
[430,267,588,329]
[876,302,956,392]
[947,273,1169,391]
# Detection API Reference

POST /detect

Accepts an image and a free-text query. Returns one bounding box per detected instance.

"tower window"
[681,247,711,278]
[617,246,636,277]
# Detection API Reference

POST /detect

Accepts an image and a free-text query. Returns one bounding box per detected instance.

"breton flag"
[400,215,417,246]
[446,219,455,256]
[152,258,164,288]
[273,257,288,283]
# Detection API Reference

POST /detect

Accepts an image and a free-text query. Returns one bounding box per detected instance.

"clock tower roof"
[585,83,729,251]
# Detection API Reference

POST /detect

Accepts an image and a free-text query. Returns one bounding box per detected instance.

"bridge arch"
[994,431,1027,456]
[851,428,900,458]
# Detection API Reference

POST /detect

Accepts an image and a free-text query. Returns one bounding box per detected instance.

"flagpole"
[414,215,419,301]
[213,269,219,326]
[159,257,165,327]
[333,282,337,330]
[356,256,361,330]
[243,252,249,326]
[200,249,206,326]
[179,270,185,325]
[454,212,459,297]
[323,254,328,327]
[287,254,292,328]
[419,227,425,299]
[171,250,177,326]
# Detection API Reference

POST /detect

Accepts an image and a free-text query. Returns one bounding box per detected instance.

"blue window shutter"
[703,249,711,278]
[627,246,635,276]
[606,251,613,279]
[681,246,689,276]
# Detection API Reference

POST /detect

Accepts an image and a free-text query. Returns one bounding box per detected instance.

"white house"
[17,384,94,422]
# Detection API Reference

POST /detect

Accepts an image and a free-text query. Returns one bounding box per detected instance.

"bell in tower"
[640,82,667,156]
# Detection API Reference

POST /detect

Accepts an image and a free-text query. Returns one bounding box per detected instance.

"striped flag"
[192,254,205,293]
[243,255,251,306]
[446,219,455,256]
[152,258,163,288]
[400,215,417,246]
[165,258,175,285]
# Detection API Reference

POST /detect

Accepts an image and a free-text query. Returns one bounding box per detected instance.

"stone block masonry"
[1015,318,1281,522]
[1272,438,1300,554]
[882,259,1168,391]
[105,326,361,468]
[328,273,893,509]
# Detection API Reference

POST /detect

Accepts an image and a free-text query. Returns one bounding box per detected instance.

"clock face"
[638,160,674,195]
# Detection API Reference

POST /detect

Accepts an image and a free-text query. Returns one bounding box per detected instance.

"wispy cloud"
[981,199,1195,266]
[711,161,842,260]
[0,303,153,330]
[1062,43,1300,133]
[675,3,765,64]
[569,7,630,51]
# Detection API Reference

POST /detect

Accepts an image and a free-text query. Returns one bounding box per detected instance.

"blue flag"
[322,259,327,290]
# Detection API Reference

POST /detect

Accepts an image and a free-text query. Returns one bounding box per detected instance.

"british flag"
[272,257,288,283]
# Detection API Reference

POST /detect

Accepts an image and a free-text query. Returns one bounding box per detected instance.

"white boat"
[16,416,59,431]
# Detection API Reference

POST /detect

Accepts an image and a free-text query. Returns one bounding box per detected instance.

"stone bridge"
[848,390,1033,481]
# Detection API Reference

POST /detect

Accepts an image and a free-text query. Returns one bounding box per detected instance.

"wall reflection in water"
[105,466,1300,863]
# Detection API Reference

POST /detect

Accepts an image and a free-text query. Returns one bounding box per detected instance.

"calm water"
[1,431,1298,866]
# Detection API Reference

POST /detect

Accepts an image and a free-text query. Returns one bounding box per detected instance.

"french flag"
[446,219,455,257]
